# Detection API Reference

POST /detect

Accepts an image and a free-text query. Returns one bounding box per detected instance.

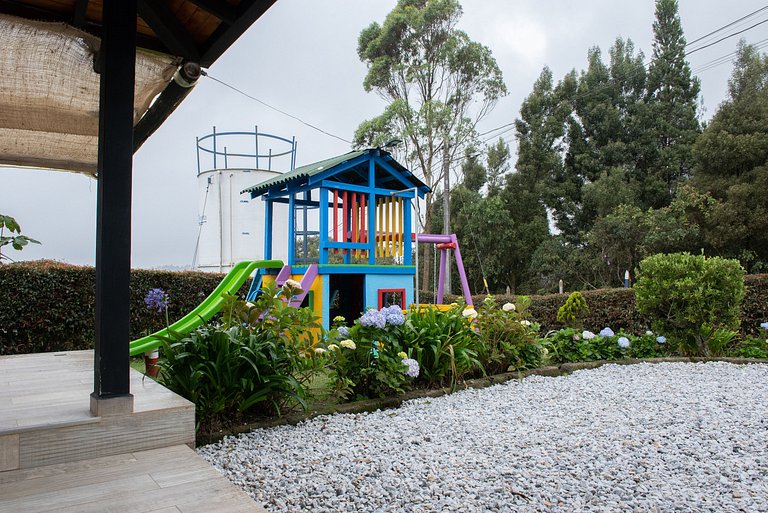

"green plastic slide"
[129,260,284,356]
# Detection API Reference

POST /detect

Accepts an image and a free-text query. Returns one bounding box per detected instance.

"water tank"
[193,127,294,272]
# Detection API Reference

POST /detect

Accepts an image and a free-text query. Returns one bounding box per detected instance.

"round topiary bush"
[635,252,745,356]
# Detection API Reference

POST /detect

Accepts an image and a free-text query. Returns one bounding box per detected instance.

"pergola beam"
[200,0,276,67]
[187,0,236,25]
[137,0,200,61]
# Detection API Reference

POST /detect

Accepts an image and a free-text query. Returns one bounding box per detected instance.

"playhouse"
[241,147,472,328]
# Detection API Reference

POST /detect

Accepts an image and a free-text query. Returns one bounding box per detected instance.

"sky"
[1,0,766,269]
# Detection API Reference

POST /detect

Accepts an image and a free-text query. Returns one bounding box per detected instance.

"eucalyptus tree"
[354,0,506,290]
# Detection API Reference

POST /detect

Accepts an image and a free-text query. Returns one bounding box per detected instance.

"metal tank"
[193,126,293,272]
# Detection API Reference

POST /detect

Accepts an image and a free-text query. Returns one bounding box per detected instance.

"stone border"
[196,357,768,446]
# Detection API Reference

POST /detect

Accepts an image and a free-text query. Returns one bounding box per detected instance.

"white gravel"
[198,362,768,512]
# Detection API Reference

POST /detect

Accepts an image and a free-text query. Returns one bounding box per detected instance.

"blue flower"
[402,358,420,378]
[617,336,630,348]
[760,322,768,330]
[383,305,405,326]
[599,327,615,337]
[337,326,350,338]
[144,288,169,313]
[359,309,386,329]
[656,336,667,344]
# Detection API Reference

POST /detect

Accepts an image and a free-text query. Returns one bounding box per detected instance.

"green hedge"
[2,261,767,355]
[0,260,248,355]
[443,278,768,336]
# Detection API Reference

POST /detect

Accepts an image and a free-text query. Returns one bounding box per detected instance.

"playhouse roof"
[242,148,430,198]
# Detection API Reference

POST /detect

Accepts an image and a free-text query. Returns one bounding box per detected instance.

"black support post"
[91,0,138,414]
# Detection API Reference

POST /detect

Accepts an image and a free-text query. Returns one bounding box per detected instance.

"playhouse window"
[378,288,405,309]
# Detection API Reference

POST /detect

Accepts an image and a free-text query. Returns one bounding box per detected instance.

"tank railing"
[196,126,297,174]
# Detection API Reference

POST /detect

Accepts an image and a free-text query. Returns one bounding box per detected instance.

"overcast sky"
[1,0,766,268]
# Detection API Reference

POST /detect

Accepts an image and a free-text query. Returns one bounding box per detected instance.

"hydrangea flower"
[645,330,654,336]
[761,322,768,330]
[333,315,346,324]
[618,336,630,348]
[282,279,303,297]
[573,334,580,341]
[599,327,615,337]
[144,288,169,312]
[462,307,478,320]
[398,351,408,359]
[337,326,350,338]
[383,305,405,326]
[340,339,356,350]
[520,320,531,327]
[656,336,667,344]
[582,330,596,340]
[314,347,326,354]
[327,344,339,351]
[360,309,386,329]
[402,358,420,378]
[502,302,516,312]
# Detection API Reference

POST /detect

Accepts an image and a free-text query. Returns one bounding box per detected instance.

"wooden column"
[91,0,138,416]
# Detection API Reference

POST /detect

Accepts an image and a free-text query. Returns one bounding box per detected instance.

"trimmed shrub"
[0,260,247,355]
[556,291,590,328]
[635,253,746,356]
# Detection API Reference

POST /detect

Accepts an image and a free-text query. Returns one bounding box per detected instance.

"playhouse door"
[329,274,365,323]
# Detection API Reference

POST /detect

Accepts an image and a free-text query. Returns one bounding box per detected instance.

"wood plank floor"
[0,351,191,433]
[0,445,267,513]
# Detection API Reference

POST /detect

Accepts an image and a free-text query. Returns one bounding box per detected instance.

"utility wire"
[202,71,353,145]
[686,5,768,47]
[686,18,768,56]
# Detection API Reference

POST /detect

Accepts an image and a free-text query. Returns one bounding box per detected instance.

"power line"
[202,71,353,145]
[686,18,768,56]
[686,5,768,47]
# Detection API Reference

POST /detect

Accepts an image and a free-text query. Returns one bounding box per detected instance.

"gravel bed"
[198,362,768,512]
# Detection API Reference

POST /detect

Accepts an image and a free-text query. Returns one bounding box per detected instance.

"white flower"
[340,339,356,350]
[462,308,478,320]
[314,347,327,354]
[502,302,516,312]
[645,330,654,336]
[285,279,302,289]
[582,330,596,340]
[617,336,630,348]
[520,320,531,327]
[327,344,339,351]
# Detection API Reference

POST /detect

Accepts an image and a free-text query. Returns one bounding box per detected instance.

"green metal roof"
[241,148,430,197]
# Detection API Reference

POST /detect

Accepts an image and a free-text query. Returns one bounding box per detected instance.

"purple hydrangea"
[617,336,630,348]
[337,326,350,338]
[359,309,386,329]
[383,305,405,326]
[599,327,615,337]
[144,288,169,313]
[402,358,420,378]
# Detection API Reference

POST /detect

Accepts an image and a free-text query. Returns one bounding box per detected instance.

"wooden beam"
[73,0,88,28]
[200,0,277,67]
[186,0,237,25]
[137,0,200,60]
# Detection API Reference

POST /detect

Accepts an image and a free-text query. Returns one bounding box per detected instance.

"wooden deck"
[0,351,267,512]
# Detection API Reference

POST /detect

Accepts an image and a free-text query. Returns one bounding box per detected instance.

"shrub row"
[0,260,247,355]
[444,276,768,336]
[2,261,767,355]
